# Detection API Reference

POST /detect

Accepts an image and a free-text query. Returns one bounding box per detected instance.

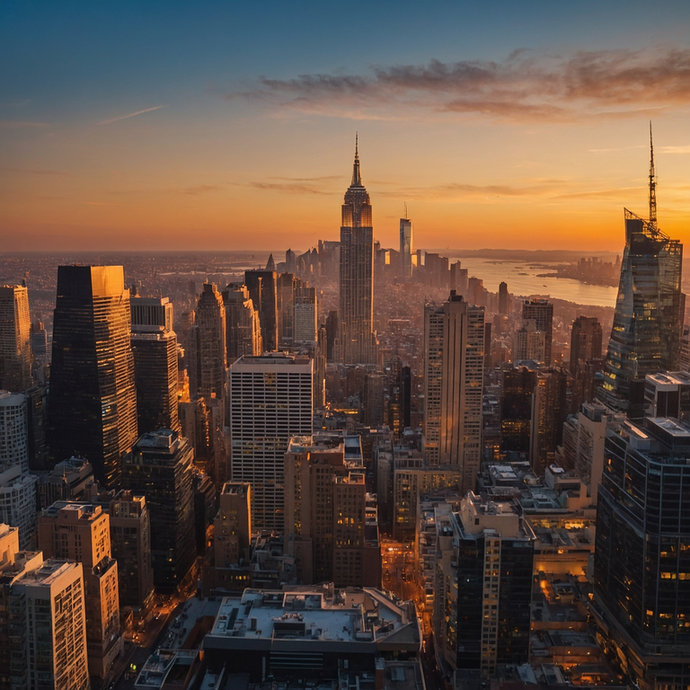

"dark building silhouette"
[529,368,568,476]
[501,366,537,456]
[131,296,179,434]
[570,315,603,413]
[325,310,338,362]
[49,266,138,487]
[122,430,196,591]
[593,417,690,689]
[498,281,509,315]
[339,137,377,364]
[245,263,279,352]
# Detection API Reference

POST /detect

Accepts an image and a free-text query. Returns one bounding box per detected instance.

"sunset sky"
[2,0,690,253]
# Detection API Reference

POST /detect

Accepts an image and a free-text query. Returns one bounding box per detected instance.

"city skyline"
[2,1,690,252]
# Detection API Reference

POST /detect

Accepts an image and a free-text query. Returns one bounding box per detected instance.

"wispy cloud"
[226,47,690,123]
[99,105,168,125]
[659,145,690,154]
[182,184,224,195]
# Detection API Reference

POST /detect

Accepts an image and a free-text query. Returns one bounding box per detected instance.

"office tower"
[214,482,252,568]
[245,264,279,352]
[229,354,313,532]
[325,310,338,361]
[501,366,537,455]
[529,368,568,476]
[400,212,413,280]
[0,285,33,393]
[339,137,377,365]
[276,272,295,347]
[223,283,262,362]
[284,436,380,587]
[450,261,469,296]
[122,430,195,591]
[0,391,37,548]
[188,282,227,402]
[0,391,28,474]
[423,292,485,492]
[293,283,317,344]
[514,319,546,363]
[108,490,155,609]
[25,383,49,470]
[131,296,179,434]
[49,265,138,487]
[30,320,48,377]
[593,417,690,689]
[601,130,684,416]
[521,298,553,364]
[498,281,509,314]
[38,502,122,678]
[570,315,603,412]
[11,559,90,690]
[434,492,535,675]
[467,276,484,306]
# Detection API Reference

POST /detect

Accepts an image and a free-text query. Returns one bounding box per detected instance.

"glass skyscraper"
[600,209,683,417]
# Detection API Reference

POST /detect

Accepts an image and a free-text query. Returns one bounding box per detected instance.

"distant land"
[425,248,621,262]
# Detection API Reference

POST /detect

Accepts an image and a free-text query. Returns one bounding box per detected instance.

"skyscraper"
[49,265,138,487]
[228,354,313,532]
[122,430,196,591]
[223,283,262,362]
[0,285,32,392]
[521,298,553,365]
[498,281,509,314]
[38,501,122,678]
[601,133,683,418]
[593,417,690,689]
[188,282,227,402]
[339,137,377,364]
[131,296,180,433]
[245,264,279,352]
[570,315,603,412]
[529,368,568,476]
[293,282,317,344]
[423,291,485,492]
[399,211,413,280]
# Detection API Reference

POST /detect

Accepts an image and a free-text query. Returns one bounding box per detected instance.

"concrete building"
[38,501,122,678]
[229,354,313,532]
[423,292,485,492]
[434,492,535,677]
[109,490,155,610]
[37,456,94,509]
[223,283,262,362]
[122,430,196,591]
[0,465,37,549]
[214,482,252,569]
[0,390,28,473]
[521,299,553,365]
[293,284,318,344]
[529,369,568,476]
[245,266,279,353]
[202,586,421,681]
[0,285,33,393]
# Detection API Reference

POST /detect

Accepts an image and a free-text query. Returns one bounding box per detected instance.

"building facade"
[0,285,32,393]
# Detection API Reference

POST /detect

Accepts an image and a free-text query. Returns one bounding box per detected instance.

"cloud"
[225,47,690,123]
[99,105,168,125]
[659,145,690,154]
[182,184,224,195]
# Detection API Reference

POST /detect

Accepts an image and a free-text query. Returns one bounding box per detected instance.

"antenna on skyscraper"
[649,121,657,226]
[404,202,408,220]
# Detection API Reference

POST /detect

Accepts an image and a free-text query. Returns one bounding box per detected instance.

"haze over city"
[3,0,690,252]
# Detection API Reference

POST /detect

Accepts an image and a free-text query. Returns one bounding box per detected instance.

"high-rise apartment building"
[122,430,196,591]
[434,492,535,676]
[11,559,90,690]
[0,285,32,392]
[0,391,28,474]
[223,283,262,362]
[521,298,553,365]
[570,315,603,413]
[49,265,138,487]
[131,296,180,433]
[399,214,413,280]
[188,282,227,402]
[229,354,313,532]
[108,490,155,609]
[245,264,279,352]
[38,501,122,678]
[593,417,690,689]
[423,292,484,492]
[339,138,377,365]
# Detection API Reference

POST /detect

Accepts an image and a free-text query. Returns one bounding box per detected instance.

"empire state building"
[339,137,377,364]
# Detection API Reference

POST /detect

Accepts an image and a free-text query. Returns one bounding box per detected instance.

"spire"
[649,121,657,226]
[351,132,362,187]
[266,253,275,271]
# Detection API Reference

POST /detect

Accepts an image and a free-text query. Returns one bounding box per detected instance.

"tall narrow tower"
[339,136,377,364]
[399,205,413,281]
[0,285,33,392]
[600,129,683,418]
